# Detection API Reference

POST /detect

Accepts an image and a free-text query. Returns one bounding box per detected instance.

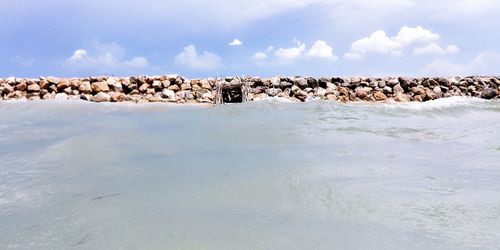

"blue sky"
[1,0,499,78]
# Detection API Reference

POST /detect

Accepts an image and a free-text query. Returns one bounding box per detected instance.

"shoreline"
[1,75,498,104]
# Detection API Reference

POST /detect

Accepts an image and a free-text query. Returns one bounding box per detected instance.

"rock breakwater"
[0,76,498,104]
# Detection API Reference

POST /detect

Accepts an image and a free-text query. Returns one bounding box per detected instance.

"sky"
[1,0,499,78]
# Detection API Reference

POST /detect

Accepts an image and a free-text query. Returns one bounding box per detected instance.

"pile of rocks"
[0,75,498,103]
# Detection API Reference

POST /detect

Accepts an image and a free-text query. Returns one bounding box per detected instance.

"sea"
[1,97,499,249]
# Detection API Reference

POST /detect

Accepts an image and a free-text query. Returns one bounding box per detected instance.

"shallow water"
[0,98,499,250]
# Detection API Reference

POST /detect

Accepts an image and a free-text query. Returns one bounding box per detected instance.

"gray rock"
[480,88,498,99]
[265,88,280,97]
[294,78,308,89]
[393,84,404,94]
[161,89,176,100]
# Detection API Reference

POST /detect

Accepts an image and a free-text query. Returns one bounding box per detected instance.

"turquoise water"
[1,98,499,249]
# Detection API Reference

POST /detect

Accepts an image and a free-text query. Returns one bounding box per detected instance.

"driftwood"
[214,76,250,105]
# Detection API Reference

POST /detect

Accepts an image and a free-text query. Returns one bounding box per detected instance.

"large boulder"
[480,88,498,99]
[92,92,111,102]
[161,89,176,100]
[91,81,110,93]
[79,81,92,94]
[27,84,41,92]
[373,91,387,101]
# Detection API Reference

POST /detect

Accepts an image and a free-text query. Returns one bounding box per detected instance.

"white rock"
[54,93,69,100]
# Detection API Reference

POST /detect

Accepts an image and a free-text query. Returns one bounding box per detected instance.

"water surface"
[1,98,499,249]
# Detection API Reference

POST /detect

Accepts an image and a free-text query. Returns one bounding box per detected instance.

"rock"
[433,86,443,98]
[265,88,280,97]
[291,85,301,94]
[80,94,92,101]
[377,81,386,88]
[6,77,16,85]
[109,92,125,102]
[27,84,40,92]
[139,83,150,93]
[201,91,214,101]
[107,78,123,91]
[383,86,392,94]
[79,81,92,94]
[355,87,369,99]
[63,87,72,95]
[393,84,404,94]
[167,84,180,92]
[425,89,438,100]
[42,93,53,99]
[200,80,212,90]
[373,91,387,101]
[280,81,293,89]
[294,90,308,102]
[91,81,110,93]
[152,80,162,88]
[180,83,192,91]
[161,89,176,100]
[57,79,70,91]
[387,78,399,87]
[54,93,69,100]
[480,88,498,99]
[39,79,50,89]
[394,93,410,102]
[315,88,327,97]
[411,86,426,96]
[3,84,15,94]
[92,92,111,102]
[294,78,308,89]
[15,81,27,91]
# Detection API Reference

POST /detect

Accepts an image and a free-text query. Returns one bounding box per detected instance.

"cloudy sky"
[1,0,499,78]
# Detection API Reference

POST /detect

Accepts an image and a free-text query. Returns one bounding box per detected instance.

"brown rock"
[139,83,150,93]
[42,93,52,99]
[79,81,92,94]
[394,93,410,102]
[92,92,111,102]
[27,84,41,92]
[109,92,125,102]
[16,82,27,91]
[168,84,180,92]
[39,79,50,89]
[57,79,70,91]
[200,80,212,90]
[180,83,192,91]
[373,91,387,101]
[91,81,110,93]
[393,84,404,94]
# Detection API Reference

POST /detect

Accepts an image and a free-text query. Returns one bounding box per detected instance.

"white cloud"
[175,45,222,70]
[123,57,150,68]
[275,41,306,60]
[252,52,268,60]
[345,26,457,59]
[421,52,500,75]
[65,41,149,72]
[229,39,242,46]
[266,46,275,52]
[413,43,460,55]
[394,26,440,45]
[70,49,87,61]
[306,40,338,60]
